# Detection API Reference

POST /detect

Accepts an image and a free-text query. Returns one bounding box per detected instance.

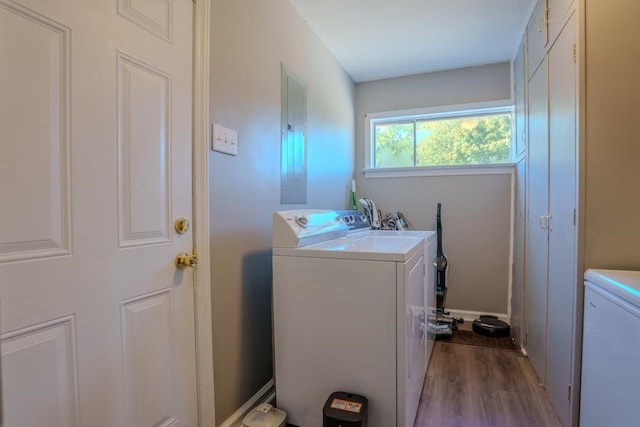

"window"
[365,102,513,175]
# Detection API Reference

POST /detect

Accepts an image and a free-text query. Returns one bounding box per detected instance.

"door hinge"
[544,6,550,25]
[573,44,577,63]
[573,208,576,226]
[567,384,572,400]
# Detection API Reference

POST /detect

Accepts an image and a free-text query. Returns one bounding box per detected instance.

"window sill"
[363,163,515,178]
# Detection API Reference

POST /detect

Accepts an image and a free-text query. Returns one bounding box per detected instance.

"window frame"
[364,100,515,178]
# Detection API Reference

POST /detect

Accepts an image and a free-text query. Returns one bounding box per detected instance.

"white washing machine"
[272,210,436,427]
[580,269,640,427]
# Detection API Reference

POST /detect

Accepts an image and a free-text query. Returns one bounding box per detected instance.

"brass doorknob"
[175,252,198,269]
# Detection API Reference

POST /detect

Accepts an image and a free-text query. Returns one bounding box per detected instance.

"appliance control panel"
[273,210,348,248]
[337,210,370,231]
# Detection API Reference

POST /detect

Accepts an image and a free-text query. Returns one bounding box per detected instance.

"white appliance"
[340,210,438,367]
[580,269,640,427]
[272,210,436,427]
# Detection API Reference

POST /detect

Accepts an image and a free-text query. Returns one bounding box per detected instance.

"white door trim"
[193,0,215,425]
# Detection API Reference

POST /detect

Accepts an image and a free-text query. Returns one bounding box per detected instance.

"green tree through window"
[372,112,512,168]
[374,122,413,167]
[417,114,511,166]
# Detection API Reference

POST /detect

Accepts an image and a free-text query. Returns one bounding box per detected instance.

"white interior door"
[0,0,197,425]
[525,56,549,384]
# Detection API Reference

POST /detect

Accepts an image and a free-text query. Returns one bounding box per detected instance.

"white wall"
[355,63,513,314]
[209,0,354,423]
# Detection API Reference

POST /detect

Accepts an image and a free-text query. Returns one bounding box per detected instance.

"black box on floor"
[323,391,368,427]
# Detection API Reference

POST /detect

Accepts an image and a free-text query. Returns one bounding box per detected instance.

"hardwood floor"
[414,341,562,427]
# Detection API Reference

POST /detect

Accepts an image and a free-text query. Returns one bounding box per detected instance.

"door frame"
[193,0,215,425]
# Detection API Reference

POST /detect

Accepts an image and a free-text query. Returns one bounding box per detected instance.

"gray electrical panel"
[281,65,307,204]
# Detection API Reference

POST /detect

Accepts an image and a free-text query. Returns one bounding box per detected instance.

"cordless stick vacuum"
[434,203,463,339]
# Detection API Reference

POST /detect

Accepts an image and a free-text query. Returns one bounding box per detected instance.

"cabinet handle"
[538,215,551,230]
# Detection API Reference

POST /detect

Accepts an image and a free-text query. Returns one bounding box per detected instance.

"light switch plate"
[212,123,238,155]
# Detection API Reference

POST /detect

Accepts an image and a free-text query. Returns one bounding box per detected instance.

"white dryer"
[337,209,438,367]
[272,210,435,427]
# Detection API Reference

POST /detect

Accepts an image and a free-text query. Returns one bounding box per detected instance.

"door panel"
[0,0,197,425]
[546,15,577,426]
[0,1,71,261]
[117,52,172,247]
[2,317,78,427]
[117,0,172,42]
[525,58,549,384]
[120,290,177,426]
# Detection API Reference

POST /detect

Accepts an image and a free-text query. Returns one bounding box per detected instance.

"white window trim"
[363,163,515,178]
[363,99,514,178]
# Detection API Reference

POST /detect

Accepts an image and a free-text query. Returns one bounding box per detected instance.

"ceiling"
[288,0,535,83]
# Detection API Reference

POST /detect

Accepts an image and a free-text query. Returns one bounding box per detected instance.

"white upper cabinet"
[513,38,527,158]
[548,0,575,45]
[527,0,575,81]
[527,0,548,79]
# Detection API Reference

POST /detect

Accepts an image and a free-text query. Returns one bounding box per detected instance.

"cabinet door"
[546,15,577,427]
[548,0,574,45]
[511,36,527,347]
[514,37,527,158]
[527,0,548,80]
[512,159,526,347]
[525,57,549,384]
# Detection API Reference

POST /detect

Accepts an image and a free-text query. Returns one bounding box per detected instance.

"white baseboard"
[445,308,510,324]
[219,379,275,427]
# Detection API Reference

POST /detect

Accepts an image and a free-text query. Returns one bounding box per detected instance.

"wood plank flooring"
[414,341,562,427]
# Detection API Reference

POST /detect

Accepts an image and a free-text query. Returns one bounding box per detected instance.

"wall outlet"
[212,123,238,155]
